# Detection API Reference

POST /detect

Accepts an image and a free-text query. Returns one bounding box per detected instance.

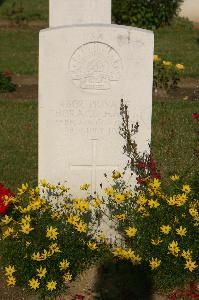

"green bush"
[112,0,184,29]
[0,183,106,298]
[0,70,16,93]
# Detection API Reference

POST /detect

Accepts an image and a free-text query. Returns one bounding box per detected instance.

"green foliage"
[112,0,184,29]
[0,70,16,92]
[102,102,199,292]
[0,183,105,298]
[153,55,184,90]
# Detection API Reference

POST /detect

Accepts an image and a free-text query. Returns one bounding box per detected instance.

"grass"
[0,28,39,75]
[154,18,199,78]
[0,99,38,192]
[0,18,198,77]
[0,98,198,193]
[0,0,48,21]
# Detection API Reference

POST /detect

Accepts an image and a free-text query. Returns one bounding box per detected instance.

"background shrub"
[112,0,184,29]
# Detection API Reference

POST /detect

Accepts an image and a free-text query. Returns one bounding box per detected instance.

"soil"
[0,75,199,102]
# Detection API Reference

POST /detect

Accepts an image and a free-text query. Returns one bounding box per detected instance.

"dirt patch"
[0,18,47,29]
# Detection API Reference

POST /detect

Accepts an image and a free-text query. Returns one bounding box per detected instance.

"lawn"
[0,99,38,191]
[0,18,199,77]
[0,99,198,192]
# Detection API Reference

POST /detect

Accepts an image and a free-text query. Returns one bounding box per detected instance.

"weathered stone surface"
[39,24,154,195]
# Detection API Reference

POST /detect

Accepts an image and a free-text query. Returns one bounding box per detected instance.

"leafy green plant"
[0,70,16,93]
[0,182,106,299]
[102,101,199,293]
[112,0,184,29]
[153,55,184,90]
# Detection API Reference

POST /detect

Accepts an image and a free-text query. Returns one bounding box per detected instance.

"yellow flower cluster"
[73,198,90,212]
[67,214,87,233]
[5,265,16,287]
[113,247,142,265]
[31,243,61,261]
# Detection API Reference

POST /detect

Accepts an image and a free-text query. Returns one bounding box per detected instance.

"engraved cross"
[70,139,118,193]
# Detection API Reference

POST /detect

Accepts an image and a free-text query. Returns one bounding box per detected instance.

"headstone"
[39,0,154,196]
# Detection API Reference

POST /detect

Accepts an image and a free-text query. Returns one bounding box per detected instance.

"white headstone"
[39,0,154,196]
[50,0,111,27]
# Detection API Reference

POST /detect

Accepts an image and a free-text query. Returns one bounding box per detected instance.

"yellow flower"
[73,198,90,212]
[148,199,160,208]
[21,215,31,224]
[153,54,161,62]
[93,198,102,208]
[131,254,142,265]
[167,196,177,206]
[148,178,161,192]
[88,241,98,250]
[149,258,161,270]
[29,278,40,290]
[1,215,13,225]
[49,243,61,255]
[46,226,59,240]
[184,260,198,272]
[26,241,31,247]
[20,223,34,235]
[114,193,125,204]
[17,183,29,195]
[63,272,72,282]
[112,170,122,180]
[182,185,191,194]
[160,225,171,235]
[46,280,57,291]
[189,208,198,218]
[40,178,48,187]
[170,175,180,181]
[115,214,126,221]
[163,60,172,67]
[168,241,180,257]
[32,252,42,261]
[104,187,115,196]
[30,198,45,211]
[151,239,163,246]
[59,259,70,271]
[6,276,16,286]
[5,265,16,276]
[181,250,192,260]
[19,205,32,213]
[37,266,47,279]
[176,226,187,237]
[67,214,80,225]
[124,189,132,198]
[3,227,14,239]
[125,227,137,238]
[136,194,147,206]
[80,183,90,191]
[176,193,188,206]
[176,64,184,71]
[75,222,87,233]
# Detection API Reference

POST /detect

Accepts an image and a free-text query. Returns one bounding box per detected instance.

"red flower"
[168,293,177,300]
[192,113,199,119]
[191,293,199,299]
[75,295,85,300]
[137,161,147,169]
[2,70,11,78]
[0,184,14,215]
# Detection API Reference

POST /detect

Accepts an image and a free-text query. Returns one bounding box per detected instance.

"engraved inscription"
[69,42,122,91]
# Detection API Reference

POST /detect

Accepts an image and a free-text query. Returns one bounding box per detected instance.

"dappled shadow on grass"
[95,260,152,300]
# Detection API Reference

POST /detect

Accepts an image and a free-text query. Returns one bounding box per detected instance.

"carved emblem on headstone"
[69,42,122,90]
